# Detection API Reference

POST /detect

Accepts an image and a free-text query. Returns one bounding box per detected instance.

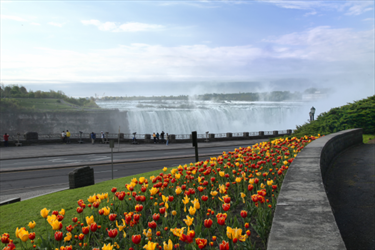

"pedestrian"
[153,132,156,144]
[310,106,316,121]
[166,133,169,146]
[101,131,105,143]
[161,131,165,143]
[66,130,71,144]
[156,132,160,143]
[3,133,9,147]
[91,132,96,144]
[61,131,66,144]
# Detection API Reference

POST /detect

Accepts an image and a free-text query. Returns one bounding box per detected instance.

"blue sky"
[1,0,374,100]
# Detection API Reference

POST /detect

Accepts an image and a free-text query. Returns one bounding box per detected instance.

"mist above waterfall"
[96,100,308,134]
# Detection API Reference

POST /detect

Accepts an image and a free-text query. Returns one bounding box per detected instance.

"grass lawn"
[0,168,168,242]
[363,134,375,144]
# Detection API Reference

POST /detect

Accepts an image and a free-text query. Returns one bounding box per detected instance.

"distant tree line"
[0,85,95,107]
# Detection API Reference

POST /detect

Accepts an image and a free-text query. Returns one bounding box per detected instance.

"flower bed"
[2,135,320,250]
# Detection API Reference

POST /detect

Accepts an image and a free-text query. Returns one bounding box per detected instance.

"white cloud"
[30,22,41,26]
[257,0,374,16]
[2,26,373,86]
[48,22,65,27]
[81,19,164,32]
[362,17,374,21]
[1,15,27,22]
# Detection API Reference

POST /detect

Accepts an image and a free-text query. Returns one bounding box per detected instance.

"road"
[0,144,254,201]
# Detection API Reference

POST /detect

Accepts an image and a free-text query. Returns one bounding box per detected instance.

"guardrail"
[3,129,293,145]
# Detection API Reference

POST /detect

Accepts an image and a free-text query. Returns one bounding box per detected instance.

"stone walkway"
[325,143,375,250]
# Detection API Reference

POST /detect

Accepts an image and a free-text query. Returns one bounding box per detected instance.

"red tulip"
[159,207,166,214]
[72,217,78,223]
[204,219,213,228]
[90,222,98,232]
[168,196,174,202]
[28,232,35,240]
[141,186,147,192]
[132,235,141,244]
[76,207,83,214]
[223,196,231,203]
[201,195,208,201]
[109,214,117,221]
[217,217,226,226]
[219,240,229,250]
[54,231,63,241]
[111,187,117,193]
[152,213,160,221]
[240,210,247,218]
[57,215,64,221]
[135,204,143,212]
[148,221,157,228]
[107,229,118,238]
[196,238,208,249]
[222,203,230,211]
[52,210,59,216]
[133,214,140,222]
[248,184,254,191]
[82,226,89,235]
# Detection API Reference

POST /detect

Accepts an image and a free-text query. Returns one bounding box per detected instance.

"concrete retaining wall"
[267,128,363,250]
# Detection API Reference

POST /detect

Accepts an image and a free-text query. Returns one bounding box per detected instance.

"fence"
[4,129,293,144]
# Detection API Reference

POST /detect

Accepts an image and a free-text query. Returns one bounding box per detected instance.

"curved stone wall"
[267,128,363,250]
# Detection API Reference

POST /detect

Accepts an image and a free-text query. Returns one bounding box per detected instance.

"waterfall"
[96,100,307,134]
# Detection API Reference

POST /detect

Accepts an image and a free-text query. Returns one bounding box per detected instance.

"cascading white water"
[96,100,308,134]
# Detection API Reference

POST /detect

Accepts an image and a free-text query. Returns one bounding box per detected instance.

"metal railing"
[5,130,291,142]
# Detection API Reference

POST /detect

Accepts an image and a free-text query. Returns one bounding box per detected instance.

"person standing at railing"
[166,133,169,146]
[153,132,156,144]
[66,130,71,144]
[101,131,105,143]
[91,132,96,145]
[156,132,160,143]
[161,131,165,143]
[3,133,9,147]
[61,131,66,144]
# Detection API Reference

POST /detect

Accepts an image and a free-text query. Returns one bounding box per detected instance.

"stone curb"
[267,128,363,250]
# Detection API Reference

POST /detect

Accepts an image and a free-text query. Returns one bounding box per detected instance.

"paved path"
[0,139,265,160]
[325,143,375,250]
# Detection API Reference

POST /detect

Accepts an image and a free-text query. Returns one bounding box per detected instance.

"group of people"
[61,130,71,144]
[90,131,105,144]
[152,131,170,145]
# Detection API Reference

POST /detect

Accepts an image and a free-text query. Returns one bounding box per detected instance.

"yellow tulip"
[149,187,159,196]
[171,169,177,174]
[183,215,194,227]
[163,239,173,250]
[143,228,152,238]
[139,177,145,184]
[219,184,226,194]
[50,219,61,230]
[102,243,114,250]
[249,178,255,184]
[88,194,97,203]
[28,221,36,229]
[256,172,262,176]
[86,215,95,226]
[163,167,168,172]
[235,177,242,183]
[131,178,138,183]
[226,227,248,242]
[182,195,190,212]
[40,208,50,218]
[170,227,185,238]
[175,173,181,179]
[150,175,155,181]
[116,219,126,231]
[172,210,177,216]
[47,215,57,225]
[18,228,29,242]
[102,206,111,216]
[15,227,24,238]
[210,191,218,196]
[143,241,158,250]
[59,209,65,216]
[241,192,246,203]
[191,198,200,210]
[64,232,72,242]
[260,183,265,189]
[219,171,225,177]
[267,180,274,186]
[175,187,182,195]
[188,206,196,215]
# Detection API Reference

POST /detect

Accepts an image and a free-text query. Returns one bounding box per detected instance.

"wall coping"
[267,128,363,250]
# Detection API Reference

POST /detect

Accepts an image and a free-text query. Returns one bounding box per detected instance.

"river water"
[96,100,308,134]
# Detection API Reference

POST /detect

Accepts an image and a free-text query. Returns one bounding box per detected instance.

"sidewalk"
[0,139,266,161]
